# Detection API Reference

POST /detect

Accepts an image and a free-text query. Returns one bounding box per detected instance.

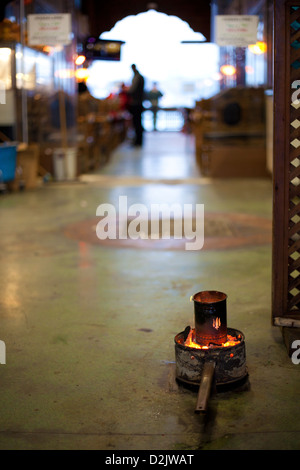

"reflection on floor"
[97,130,199,179]
[0,131,299,451]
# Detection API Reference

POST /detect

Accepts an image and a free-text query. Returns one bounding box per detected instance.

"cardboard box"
[9,144,40,190]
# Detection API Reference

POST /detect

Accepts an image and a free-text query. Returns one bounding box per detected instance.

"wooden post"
[273,0,300,354]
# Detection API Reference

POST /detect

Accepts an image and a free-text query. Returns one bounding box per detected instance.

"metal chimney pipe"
[192,290,227,346]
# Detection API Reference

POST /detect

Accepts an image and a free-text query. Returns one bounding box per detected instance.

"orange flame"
[183,328,241,350]
[213,317,221,330]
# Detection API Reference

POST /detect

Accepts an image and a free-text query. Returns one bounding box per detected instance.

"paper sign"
[28,13,72,46]
[215,15,259,47]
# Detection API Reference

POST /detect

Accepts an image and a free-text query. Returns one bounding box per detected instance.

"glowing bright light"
[248,41,267,55]
[75,55,86,66]
[0,48,12,89]
[75,68,89,81]
[220,64,236,76]
[0,48,11,58]
[43,45,53,54]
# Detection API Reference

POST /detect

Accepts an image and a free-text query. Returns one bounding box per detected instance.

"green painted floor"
[0,131,299,450]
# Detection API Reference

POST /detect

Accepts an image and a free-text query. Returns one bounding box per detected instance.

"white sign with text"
[28,13,72,46]
[215,15,259,47]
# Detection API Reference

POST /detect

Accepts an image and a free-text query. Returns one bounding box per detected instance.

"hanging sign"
[215,15,259,47]
[84,38,124,61]
[27,13,72,46]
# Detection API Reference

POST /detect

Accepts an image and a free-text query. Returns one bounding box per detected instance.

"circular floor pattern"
[63,212,272,251]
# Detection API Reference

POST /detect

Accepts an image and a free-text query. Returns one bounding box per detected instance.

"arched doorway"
[86,9,220,113]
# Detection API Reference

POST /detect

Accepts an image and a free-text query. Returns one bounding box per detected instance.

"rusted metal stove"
[174,290,247,413]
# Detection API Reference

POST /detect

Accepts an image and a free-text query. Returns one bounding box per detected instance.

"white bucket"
[53,148,77,181]
[53,149,65,181]
[65,148,77,180]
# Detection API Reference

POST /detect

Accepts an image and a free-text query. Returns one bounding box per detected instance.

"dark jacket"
[128,71,144,106]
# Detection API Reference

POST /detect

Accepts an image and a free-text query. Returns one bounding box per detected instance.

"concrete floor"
[0,131,299,450]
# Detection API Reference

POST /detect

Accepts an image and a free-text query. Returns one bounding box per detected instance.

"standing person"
[128,64,145,147]
[148,82,163,131]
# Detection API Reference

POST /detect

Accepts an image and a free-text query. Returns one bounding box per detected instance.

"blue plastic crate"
[0,144,17,182]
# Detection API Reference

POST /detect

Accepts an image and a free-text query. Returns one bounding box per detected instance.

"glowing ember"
[183,328,241,349]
